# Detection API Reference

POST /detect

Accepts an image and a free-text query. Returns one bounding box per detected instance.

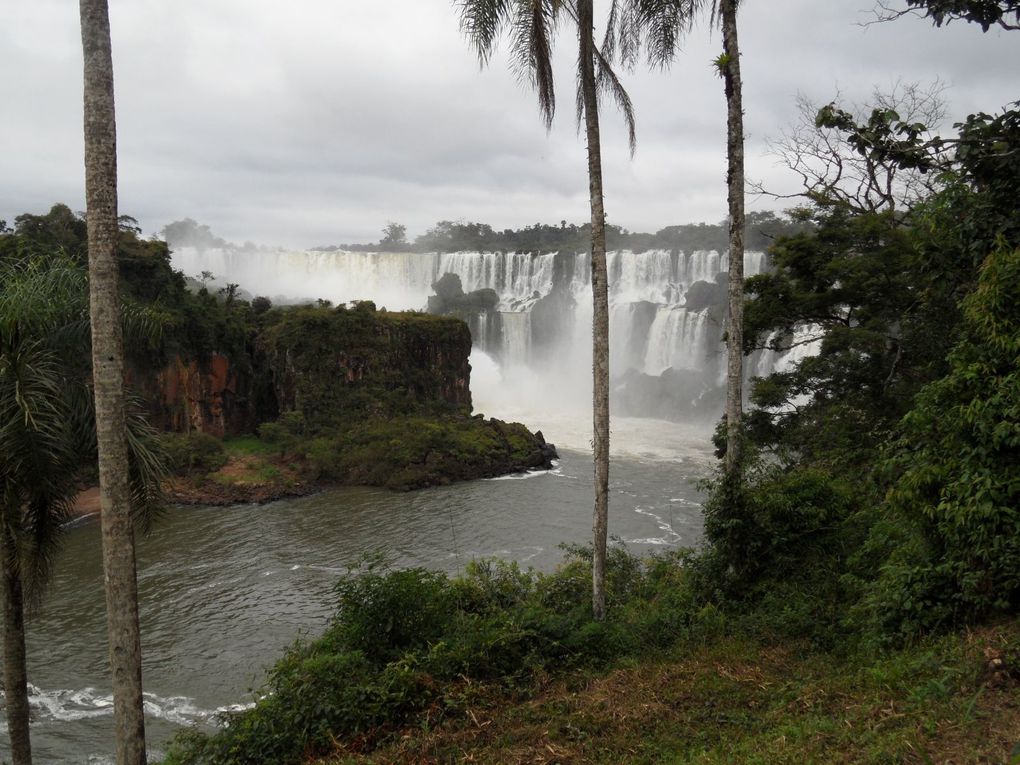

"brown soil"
[73,456,322,513]
[70,486,103,518]
[165,455,319,506]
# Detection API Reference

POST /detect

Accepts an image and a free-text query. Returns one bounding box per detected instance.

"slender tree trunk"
[578,0,611,622]
[79,2,148,762]
[2,522,32,765]
[720,0,745,479]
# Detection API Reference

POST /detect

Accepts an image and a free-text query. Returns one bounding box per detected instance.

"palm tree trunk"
[2,522,32,765]
[720,0,745,479]
[79,1,148,762]
[578,0,611,622]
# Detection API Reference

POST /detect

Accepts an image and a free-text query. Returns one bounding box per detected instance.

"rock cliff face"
[133,353,256,437]
[136,304,472,436]
[261,302,472,425]
[139,302,555,491]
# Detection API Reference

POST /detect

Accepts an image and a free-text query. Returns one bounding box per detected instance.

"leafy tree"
[741,207,932,470]
[161,218,228,251]
[877,0,1020,30]
[79,0,148,761]
[379,221,408,251]
[457,0,636,620]
[0,204,88,264]
[756,83,950,214]
[872,245,1020,633]
[0,262,79,765]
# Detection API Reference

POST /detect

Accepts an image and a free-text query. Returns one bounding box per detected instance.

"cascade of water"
[500,312,531,366]
[169,246,785,421]
[437,252,555,309]
[642,307,716,376]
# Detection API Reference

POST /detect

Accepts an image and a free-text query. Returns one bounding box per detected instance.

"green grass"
[222,434,276,457]
[320,623,1020,765]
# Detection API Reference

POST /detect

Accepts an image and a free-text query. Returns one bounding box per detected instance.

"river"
[10,418,714,764]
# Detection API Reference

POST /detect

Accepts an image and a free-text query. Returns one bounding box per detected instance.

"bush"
[159,431,227,476]
[698,465,856,592]
[162,549,700,765]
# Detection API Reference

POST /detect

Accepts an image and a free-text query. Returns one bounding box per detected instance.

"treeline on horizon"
[157,209,810,256]
[325,209,812,254]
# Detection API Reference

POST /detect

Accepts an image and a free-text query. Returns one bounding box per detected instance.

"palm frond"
[595,43,637,155]
[121,297,172,352]
[20,492,74,608]
[124,391,168,535]
[0,342,78,600]
[510,0,560,129]
[637,0,706,66]
[458,0,515,65]
[0,255,89,344]
[602,0,642,69]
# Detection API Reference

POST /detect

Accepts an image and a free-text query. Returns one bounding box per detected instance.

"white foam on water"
[631,505,683,546]
[487,468,552,481]
[16,684,251,727]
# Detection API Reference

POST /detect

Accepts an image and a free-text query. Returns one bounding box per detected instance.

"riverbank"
[69,455,319,516]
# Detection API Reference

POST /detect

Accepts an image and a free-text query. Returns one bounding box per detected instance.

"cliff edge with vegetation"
[160,301,557,497]
[2,204,557,500]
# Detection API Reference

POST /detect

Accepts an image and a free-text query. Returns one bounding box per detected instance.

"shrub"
[161,549,699,765]
[160,431,227,476]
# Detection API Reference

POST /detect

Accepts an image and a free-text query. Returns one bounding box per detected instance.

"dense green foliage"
[0,204,259,371]
[297,416,551,490]
[261,301,471,424]
[869,245,1020,635]
[160,431,229,476]
[705,90,1020,645]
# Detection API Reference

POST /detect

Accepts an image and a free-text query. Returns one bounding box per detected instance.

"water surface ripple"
[9,446,708,763]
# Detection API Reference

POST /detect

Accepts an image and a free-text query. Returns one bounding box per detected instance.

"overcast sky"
[1,1,1017,248]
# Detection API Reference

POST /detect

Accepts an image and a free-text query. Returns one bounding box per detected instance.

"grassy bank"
[160,413,555,504]
[316,624,1020,764]
[160,550,1020,765]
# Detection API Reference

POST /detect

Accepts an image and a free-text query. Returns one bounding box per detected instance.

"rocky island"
[150,299,556,501]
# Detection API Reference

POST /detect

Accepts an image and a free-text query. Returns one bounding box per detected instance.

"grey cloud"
[2,1,1018,248]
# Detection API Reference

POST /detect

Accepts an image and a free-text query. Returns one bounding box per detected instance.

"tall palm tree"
[79,0,148,761]
[628,0,746,477]
[0,256,166,765]
[0,258,85,765]
[457,0,635,620]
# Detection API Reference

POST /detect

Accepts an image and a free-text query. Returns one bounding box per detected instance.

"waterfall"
[643,307,716,377]
[171,246,779,421]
